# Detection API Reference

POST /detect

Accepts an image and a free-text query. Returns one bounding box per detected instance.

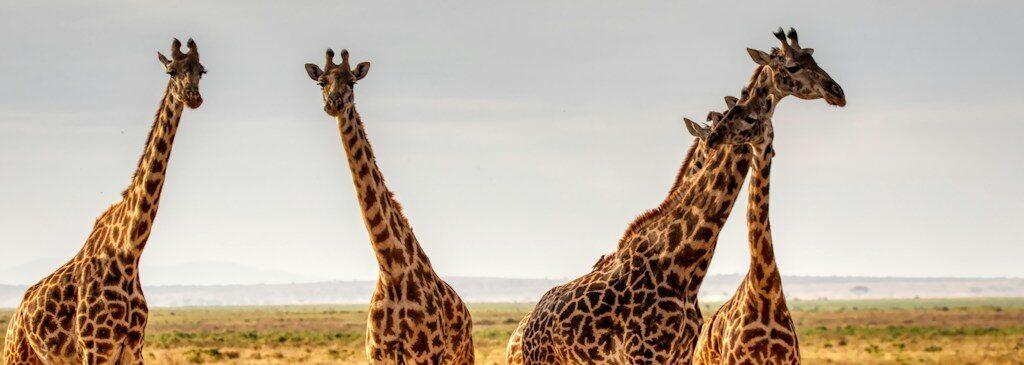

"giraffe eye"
[785,65,802,73]
[317,80,327,87]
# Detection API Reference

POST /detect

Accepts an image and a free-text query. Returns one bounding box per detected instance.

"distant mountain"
[0,259,320,286]
[2,276,1022,308]
[138,261,320,286]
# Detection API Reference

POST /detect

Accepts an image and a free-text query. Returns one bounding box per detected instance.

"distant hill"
[0,260,319,286]
[2,276,1022,308]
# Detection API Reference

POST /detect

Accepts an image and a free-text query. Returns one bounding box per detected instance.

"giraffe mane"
[122,86,173,198]
[386,190,406,216]
[741,65,766,102]
[606,64,763,256]
[614,141,700,250]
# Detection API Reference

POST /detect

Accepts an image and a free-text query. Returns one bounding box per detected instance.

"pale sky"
[1,1,1022,285]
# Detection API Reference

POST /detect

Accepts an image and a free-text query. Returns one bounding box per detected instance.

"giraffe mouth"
[185,97,203,109]
[182,89,203,109]
[823,82,846,107]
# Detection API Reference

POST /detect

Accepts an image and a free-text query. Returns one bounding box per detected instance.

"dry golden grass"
[2,299,1023,364]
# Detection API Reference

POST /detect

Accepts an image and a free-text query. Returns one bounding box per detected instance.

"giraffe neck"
[738,69,785,295]
[668,67,784,296]
[745,151,782,295]
[335,107,430,279]
[669,144,749,283]
[115,85,184,256]
[667,65,780,209]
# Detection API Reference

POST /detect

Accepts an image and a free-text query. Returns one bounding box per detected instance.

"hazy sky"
[1,1,1022,285]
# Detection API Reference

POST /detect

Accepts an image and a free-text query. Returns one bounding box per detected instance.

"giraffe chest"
[365,276,474,364]
[15,258,149,364]
[75,257,149,349]
[710,292,799,363]
[523,267,705,364]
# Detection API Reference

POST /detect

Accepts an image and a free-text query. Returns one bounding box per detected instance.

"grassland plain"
[1,298,1023,364]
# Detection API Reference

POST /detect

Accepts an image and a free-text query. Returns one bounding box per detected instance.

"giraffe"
[507,27,845,364]
[3,38,205,365]
[304,49,474,364]
[688,82,801,364]
[505,97,736,365]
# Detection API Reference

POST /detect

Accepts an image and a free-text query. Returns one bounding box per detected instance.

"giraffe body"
[508,27,845,364]
[305,49,473,364]
[2,39,204,365]
[512,142,751,364]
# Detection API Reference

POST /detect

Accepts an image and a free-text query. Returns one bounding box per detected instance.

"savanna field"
[3,298,1023,364]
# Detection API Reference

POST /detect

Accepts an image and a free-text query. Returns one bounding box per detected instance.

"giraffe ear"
[353,62,371,80]
[684,118,708,139]
[801,48,814,56]
[747,48,771,66]
[724,96,738,109]
[305,63,323,81]
[157,52,171,68]
[706,111,724,123]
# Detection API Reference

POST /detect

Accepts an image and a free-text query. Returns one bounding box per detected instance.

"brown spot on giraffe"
[693,27,846,365]
[4,38,204,365]
[304,48,474,364]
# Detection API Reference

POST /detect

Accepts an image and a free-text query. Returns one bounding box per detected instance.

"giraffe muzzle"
[325,96,346,116]
[823,82,846,107]
[182,88,203,109]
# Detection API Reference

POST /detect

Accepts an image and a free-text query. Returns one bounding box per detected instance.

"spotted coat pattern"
[3,39,204,365]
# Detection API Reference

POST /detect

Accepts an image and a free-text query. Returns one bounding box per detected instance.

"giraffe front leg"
[115,327,147,365]
[118,293,149,365]
[75,314,124,365]
[76,334,122,365]
[115,341,145,365]
[116,321,148,365]
[75,301,130,364]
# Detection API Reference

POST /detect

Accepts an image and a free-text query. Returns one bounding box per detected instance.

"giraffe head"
[305,49,371,117]
[157,38,205,109]
[747,27,846,107]
[686,95,775,158]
